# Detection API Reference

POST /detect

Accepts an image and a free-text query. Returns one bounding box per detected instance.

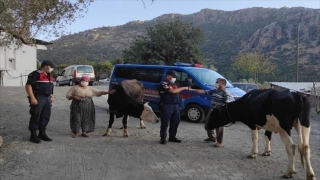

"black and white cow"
[206,89,316,180]
[104,79,159,137]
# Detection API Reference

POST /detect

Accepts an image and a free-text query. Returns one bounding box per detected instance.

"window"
[135,68,163,83]
[174,70,188,87]
[114,67,135,79]
[8,58,16,70]
[189,68,232,87]
[175,70,200,89]
[114,67,164,83]
[77,66,93,73]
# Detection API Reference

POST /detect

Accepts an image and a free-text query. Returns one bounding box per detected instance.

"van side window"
[174,70,187,87]
[69,68,74,75]
[114,67,135,79]
[175,70,201,89]
[61,70,65,76]
[65,68,70,76]
[135,68,163,83]
[114,67,163,83]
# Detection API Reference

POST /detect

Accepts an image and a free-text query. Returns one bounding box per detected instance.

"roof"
[1,31,53,45]
[269,82,320,95]
[33,38,53,45]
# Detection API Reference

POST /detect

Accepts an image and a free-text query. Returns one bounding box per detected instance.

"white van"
[56,65,95,86]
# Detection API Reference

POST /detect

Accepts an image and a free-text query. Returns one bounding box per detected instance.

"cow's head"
[206,108,232,130]
[140,102,159,124]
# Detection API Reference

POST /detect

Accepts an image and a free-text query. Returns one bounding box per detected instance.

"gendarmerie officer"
[158,70,189,144]
[25,60,56,143]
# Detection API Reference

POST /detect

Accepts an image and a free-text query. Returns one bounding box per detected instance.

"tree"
[0,0,92,46]
[92,61,113,79]
[232,52,276,82]
[122,19,205,65]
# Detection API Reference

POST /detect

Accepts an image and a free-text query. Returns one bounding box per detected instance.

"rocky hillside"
[38,7,320,82]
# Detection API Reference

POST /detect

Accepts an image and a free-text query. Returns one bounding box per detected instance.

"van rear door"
[75,65,95,84]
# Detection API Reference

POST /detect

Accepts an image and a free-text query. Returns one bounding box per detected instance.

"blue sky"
[40,0,320,40]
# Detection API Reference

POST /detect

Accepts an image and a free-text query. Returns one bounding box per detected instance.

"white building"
[0,35,50,86]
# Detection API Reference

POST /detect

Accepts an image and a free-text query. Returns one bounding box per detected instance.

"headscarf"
[81,75,90,81]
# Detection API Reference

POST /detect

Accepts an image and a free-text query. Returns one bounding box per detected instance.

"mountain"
[38,7,320,82]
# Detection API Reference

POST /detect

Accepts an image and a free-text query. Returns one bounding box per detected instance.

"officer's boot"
[38,128,53,141]
[30,130,41,143]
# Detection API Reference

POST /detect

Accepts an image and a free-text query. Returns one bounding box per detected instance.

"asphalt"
[0,86,319,180]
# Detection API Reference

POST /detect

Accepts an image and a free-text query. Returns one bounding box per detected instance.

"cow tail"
[295,93,311,168]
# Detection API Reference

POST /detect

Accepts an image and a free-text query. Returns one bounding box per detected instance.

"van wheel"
[69,80,74,86]
[56,81,60,86]
[185,104,205,123]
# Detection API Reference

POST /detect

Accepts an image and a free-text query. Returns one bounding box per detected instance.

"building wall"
[0,43,47,86]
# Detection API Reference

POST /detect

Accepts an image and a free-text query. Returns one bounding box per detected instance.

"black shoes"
[160,137,181,144]
[30,131,41,144]
[160,139,167,144]
[38,129,53,141]
[168,137,182,143]
[204,138,216,142]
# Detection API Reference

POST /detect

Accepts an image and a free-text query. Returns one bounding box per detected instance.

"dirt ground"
[0,86,319,180]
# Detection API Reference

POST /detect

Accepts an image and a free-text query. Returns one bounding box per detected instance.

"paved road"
[0,86,319,180]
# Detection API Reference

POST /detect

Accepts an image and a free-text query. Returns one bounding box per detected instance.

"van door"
[134,67,164,111]
[172,69,208,123]
[59,70,67,85]
[67,67,74,86]
[172,70,192,108]
[109,66,163,111]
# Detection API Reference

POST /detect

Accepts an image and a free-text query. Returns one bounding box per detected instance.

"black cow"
[206,89,315,180]
[104,79,159,137]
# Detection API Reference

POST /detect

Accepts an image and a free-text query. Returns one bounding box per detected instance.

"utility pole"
[296,26,299,82]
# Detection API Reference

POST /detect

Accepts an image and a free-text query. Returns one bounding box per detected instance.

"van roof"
[63,65,93,68]
[114,64,203,70]
[69,65,93,66]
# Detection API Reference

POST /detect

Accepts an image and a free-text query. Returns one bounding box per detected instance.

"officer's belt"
[35,94,50,97]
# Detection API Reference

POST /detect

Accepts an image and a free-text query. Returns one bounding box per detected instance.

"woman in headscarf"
[66,75,115,138]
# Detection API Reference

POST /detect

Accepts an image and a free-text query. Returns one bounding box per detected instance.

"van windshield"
[77,66,93,73]
[188,68,232,87]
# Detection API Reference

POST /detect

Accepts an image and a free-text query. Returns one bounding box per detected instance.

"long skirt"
[70,97,95,133]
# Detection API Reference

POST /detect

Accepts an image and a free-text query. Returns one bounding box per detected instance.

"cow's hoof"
[306,174,316,180]
[123,129,129,137]
[283,171,296,178]
[282,174,293,178]
[103,129,112,136]
[102,133,110,136]
[140,126,146,129]
[262,151,271,156]
[247,153,257,158]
